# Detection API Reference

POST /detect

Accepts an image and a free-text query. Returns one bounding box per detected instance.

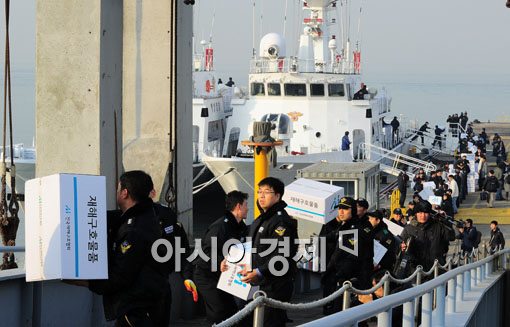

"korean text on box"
[283,178,344,224]
[217,242,259,300]
[25,174,108,281]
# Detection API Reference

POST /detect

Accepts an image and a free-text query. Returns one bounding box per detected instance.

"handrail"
[215,245,507,327]
[358,142,437,173]
[0,246,24,252]
[301,248,509,327]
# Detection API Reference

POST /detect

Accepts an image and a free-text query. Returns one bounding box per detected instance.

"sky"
[0,0,35,71]
[4,0,510,80]
[194,0,510,85]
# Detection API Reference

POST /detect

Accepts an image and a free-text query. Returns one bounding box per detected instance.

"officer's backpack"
[474,230,482,248]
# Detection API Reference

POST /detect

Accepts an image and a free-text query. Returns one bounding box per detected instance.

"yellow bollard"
[242,140,282,218]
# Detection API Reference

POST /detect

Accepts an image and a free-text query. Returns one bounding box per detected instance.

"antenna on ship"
[252,0,256,58]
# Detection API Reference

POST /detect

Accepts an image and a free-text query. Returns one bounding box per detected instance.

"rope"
[192,167,235,195]
[0,0,19,270]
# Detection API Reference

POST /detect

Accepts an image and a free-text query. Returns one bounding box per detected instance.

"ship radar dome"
[259,33,286,59]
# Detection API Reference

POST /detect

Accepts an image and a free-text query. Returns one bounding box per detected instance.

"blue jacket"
[456,226,478,252]
[341,135,351,150]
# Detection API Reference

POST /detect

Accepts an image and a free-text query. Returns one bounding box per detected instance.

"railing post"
[485,261,490,278]
[456,273,464,302]
[422,291,433,327]
[477,265,483,284]
[402,301,414,327]
[414,267,422,321]
[464,268,471,292]
[436,284,446,327]
[502,252,507,270]
[447,276,456,313]
[471,267,477,288]
[342,281,351,311]
[433,261,439,309]
[252,291,266,327]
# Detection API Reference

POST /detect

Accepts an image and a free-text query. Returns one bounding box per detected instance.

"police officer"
[356,198,370,222]
[400,200,455,272]
[240,177,298,327]
[87,170,168,326]
[194,191,249,324]
[151,201,196,327]
[390,208,406,227]
[367,210,397,272]
[321,197,373,315]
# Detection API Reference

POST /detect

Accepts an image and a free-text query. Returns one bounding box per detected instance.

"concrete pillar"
[35,0,122,207]
[122,0,193,235]
[35,1,122,325]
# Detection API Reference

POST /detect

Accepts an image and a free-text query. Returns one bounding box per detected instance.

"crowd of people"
[63,167,507,326]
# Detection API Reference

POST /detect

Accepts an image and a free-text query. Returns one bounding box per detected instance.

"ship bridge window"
[261,114,291,135]
[251,83,265,96]
[268,83,281,96]
[310,84,325,96]
[284,83,306,96]
[328,83,345,97]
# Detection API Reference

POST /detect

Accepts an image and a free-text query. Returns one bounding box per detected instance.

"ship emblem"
[287,111,303,122]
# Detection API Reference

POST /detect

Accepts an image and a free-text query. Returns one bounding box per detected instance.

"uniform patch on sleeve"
[386,239,393,245]
[120,240,132,254]
[164,225,174,234]
[275,226,286,236]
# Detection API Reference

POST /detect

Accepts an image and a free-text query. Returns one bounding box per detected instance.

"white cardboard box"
[25,174,108,281]
[217,242,259,300]
[283,178,344,224]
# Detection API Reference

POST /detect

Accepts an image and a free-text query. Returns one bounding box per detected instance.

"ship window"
[268,83,281,96]
[328,83,345,97]
[207,120,224,142]
[251,83,265,96]
[226,127,240,157]
[284,83,306,96]
[310,84,325,96]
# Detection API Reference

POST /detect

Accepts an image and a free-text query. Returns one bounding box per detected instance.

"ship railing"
[215,246,509,327]
[249,57,359,74]
[357,142,437,174]
[404,128,457,154]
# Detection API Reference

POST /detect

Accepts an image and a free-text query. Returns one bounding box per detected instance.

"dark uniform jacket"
[325,217,374,289]
[89,199,166,321]
[249,201,298,288]
[319,218,343,265]
[456,226,477,252]
[489,227,505,253]
[153,203,193,280]
[400,218,455,271]
[372,221,397,271]
[195,211,248,278]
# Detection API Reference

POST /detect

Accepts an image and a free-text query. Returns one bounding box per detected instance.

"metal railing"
[214,246,507,327]
[404,128,457,155]
[357,142,437,174]
[249,57,359,75]
[0,246,25,252]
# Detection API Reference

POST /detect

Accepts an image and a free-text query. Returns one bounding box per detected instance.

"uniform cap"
[336,196,356,209]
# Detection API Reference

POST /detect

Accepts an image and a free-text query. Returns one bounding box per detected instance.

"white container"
[25,174,108,281]
[217,242,259,300]
[282,178,344,224]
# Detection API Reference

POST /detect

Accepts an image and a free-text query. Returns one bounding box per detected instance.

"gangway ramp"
[358,142,436,177]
